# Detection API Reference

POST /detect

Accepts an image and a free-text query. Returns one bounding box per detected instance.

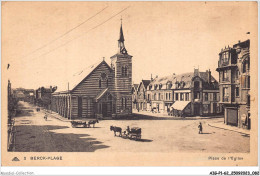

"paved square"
[13,102,249,153]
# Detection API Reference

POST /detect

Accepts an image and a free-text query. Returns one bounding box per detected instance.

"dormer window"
[149,85,152,90]
[175,81,179,88]
[167,82,172,89]
[154,84,158,90]
[159,84,162,90]
[180,81,185,88]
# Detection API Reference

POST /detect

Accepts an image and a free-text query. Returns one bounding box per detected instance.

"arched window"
[106,79,109,87]
[99,79,101,88]
[194,81,200,89]
[121,98,124,108]
[122,66,125,76]
[125,98,127,108]
[125,66,128,76]
[243,61,248,73]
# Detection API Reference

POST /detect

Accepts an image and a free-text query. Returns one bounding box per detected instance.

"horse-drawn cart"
[71,120,87,128]
[125,126,142,140]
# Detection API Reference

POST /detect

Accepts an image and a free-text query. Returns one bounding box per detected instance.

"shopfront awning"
[171,101,190,111]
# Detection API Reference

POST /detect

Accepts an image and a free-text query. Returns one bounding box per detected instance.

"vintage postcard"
[1,1,258,167]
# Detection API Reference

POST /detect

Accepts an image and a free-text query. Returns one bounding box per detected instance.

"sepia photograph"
[1,1,258,169]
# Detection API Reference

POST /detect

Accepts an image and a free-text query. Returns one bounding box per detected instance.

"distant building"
[216,39,250,129]
[135,80,151,111]
[36,86,57,108]
[147,69,220,116]
[51,21,133,119]
[23,89,35,104]
[13,89,25,101]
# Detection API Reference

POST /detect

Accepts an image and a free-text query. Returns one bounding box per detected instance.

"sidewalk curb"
[208,123,250,135]
[43,109,71,122]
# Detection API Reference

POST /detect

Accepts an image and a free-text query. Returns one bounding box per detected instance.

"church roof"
[55,60,112,94]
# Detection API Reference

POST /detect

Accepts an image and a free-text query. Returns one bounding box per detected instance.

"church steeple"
[118,19,127,54]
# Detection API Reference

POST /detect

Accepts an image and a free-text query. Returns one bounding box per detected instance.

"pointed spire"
[118,18,127,54]
[118,23,125,42]
[118,17,125,42]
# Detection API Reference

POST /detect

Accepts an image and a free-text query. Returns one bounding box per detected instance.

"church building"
[51,21,133,119]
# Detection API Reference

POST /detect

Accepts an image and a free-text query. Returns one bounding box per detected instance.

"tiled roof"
[149,71,217,90]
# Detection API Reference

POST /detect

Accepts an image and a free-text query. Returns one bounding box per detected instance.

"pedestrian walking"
[198,122,203,134]
[44,113,48,121]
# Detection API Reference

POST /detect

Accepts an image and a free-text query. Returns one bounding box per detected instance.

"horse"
[110,126,122,137]
[88,119,99,128]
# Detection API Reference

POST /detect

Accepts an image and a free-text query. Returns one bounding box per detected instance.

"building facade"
[132,84,139,110]
[135,80,151,111]
[146,69,220,116]
[216,40,250,128]
[51,22,132,119]
[36,86,57,108]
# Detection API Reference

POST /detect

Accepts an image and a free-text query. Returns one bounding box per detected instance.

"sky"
[2,1,257,90]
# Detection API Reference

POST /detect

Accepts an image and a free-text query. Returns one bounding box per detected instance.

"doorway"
[194,104,200,116]
[78,97,82,118]
[102,102,107,117]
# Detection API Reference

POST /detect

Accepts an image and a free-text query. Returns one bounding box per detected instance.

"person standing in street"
[44,113,48,121]
[198,122,203,134]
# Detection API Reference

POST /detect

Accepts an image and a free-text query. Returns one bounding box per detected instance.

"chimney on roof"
[208,69,211,83]
[151,74,153,81]
[194,68,199,77]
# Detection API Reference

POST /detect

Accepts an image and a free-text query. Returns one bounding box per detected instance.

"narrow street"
[13,101,250,153]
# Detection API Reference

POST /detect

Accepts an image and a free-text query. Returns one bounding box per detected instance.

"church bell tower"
[110,19,132,116]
